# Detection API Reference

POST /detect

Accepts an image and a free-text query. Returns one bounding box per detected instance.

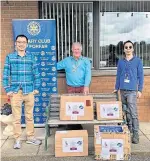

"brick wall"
[1,1,150,122]
[58,75,150,122]
[1,1,38,104]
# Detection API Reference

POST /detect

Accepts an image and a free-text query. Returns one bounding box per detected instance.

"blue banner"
[12,19,57,126]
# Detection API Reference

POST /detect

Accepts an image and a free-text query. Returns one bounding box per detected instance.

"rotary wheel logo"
[52,77,56,82]
[35,107,40,112]
[52,67,56,71]
[35,97,39,102]
[42,92,47,97]
[52,56,56,61]
[27,21,41,36]
[52,87,57,92]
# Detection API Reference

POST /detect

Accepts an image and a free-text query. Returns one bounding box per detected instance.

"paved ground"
[1,122,150,160]
[2,154,150,161]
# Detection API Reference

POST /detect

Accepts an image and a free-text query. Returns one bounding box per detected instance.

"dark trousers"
[120,90,139,134]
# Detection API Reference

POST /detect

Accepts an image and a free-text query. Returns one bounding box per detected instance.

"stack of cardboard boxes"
[94,125,131,160]
[54,94,131,160]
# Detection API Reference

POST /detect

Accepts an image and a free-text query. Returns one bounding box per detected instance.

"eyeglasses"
[16,41,27,44]
[124,46,133,49]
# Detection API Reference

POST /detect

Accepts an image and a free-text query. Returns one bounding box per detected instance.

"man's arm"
[84,58,91,87]
[57,58,66,70]
[32,55,40,91]
[115,60,121,91]
[137,59,144,97]
[3,55,12,94]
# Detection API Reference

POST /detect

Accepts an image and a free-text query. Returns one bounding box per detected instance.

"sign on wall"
[12,19,57,126]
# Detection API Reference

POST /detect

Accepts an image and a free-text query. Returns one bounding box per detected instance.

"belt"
[67,85,83,88]
[121,89,135,91]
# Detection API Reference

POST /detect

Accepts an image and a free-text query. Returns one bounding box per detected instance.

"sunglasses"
[124,46,133,49]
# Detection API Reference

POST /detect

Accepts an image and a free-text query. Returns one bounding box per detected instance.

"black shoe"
[132,133,139,144]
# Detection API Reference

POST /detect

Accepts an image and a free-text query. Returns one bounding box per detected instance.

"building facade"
[1,1,150,121]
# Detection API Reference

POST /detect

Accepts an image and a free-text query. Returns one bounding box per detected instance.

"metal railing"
[41,2,93,65]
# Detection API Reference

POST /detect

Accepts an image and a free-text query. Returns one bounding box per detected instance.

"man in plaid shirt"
[3,34,42,149]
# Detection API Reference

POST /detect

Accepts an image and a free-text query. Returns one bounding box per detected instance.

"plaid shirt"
[3,51,40,94]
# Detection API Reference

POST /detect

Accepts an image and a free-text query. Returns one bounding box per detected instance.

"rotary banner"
[12,19,57,126]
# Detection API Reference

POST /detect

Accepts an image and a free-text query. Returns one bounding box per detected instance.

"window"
[41,2,93,65]
[40,1,150,69]
[99,12,150,68]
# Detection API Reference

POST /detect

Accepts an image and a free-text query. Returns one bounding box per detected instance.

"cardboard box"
[94,125,131,160]
[60,95,94,120]
[55,130,88,157]
[96,101,123,120]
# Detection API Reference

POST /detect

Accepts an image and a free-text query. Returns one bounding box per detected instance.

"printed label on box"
[101,139,124,156]
[66,102,85,116]
[99,126,123,133]
[95,131,101,144]
[62,137,83,152]
[96,138,101,144]
[56,131,67,134]
[116,154,124,160]
[100,104,119,118]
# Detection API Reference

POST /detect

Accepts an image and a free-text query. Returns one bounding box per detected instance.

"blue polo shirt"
[115,56,144,92]
[57,56,91,87]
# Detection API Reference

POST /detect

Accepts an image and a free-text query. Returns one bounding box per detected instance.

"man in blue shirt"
[3,35,42,149]
[57,42,92,129]
[114,40,144,144]
[57,42,91,94]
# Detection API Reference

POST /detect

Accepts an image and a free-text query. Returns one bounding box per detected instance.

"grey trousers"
[120,90,139,134]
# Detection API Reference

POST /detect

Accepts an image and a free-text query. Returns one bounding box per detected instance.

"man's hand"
[137,91,142,98]
[33,90,39,95]
[7,91,13,97]
[84,87,89,95]
[112,90,118,93]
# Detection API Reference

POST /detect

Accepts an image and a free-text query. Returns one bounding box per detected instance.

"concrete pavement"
[1,122,150,159]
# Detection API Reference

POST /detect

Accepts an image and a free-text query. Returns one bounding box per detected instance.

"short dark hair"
[16,34,28,42]
[123,40,134,48]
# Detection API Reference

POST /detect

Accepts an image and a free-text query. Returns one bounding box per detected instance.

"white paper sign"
[66,102,85,116]
[100,104,120,118]
[116,154,124,160]
[95,132,101,144]
[56,131,67,134]
[62,137,83,153]
[101,139,124,160]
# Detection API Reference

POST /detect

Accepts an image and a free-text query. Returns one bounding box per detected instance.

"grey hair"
[72,42,82,51]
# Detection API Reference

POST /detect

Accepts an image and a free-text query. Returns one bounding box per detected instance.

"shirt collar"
[124,54,136,61]
[16,51,27,57]
[71,55,83,61]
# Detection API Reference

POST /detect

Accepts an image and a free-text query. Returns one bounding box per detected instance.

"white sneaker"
[26,138,42,146]
[13,140,21,149]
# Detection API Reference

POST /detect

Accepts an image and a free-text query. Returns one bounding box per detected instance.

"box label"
[100,104,120,118]
[56,131,67,134]
[95,132,101,144]
[101,139,124,160]
[66,102,85,116]
[99,126,123,133]
[62,137,83,152]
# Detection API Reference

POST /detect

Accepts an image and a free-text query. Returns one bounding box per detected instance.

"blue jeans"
[120,90,139,134]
